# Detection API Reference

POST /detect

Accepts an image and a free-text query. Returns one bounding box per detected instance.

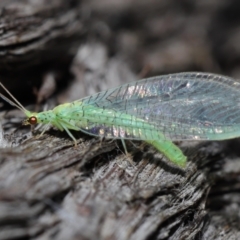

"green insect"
[1,72,240,168]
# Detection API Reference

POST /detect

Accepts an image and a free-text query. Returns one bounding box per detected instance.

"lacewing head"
[0,82,39,125]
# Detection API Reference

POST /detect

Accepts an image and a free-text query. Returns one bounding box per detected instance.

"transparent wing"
[76,72,240,141]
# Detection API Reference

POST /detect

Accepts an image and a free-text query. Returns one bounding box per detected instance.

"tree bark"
[1,1,240,240]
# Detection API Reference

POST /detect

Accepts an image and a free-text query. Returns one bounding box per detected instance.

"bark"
[0,0,84,70]
[0,0,85,102]
[1,1,240,240]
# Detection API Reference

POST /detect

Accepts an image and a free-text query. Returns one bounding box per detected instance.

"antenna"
[0,82,27,112]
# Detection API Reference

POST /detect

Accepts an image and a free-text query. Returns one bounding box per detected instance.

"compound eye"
[28,116,37,125]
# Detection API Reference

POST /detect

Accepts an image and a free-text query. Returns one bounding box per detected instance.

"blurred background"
[85,0,240,77]
[1,0,240,103]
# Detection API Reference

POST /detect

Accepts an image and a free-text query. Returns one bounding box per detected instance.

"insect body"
[23,102,186,167]
[2,72,240,168]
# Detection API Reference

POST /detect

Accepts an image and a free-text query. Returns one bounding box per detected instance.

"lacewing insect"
[1,72,240,167]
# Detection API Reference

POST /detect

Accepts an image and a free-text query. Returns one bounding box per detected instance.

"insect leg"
[121,138,128,154]
[59,122,78,147]
[120,138,136,166]
[39,124,51,136]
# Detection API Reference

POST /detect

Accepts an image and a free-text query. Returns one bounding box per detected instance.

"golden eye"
[28,116,37,125]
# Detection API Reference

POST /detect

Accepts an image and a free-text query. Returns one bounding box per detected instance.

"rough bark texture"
[1,1,240,240]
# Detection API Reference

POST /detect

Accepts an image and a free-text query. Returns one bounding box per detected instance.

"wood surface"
[0,1,240,239]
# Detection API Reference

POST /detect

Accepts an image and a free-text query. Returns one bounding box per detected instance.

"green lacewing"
[1,72,240,167]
